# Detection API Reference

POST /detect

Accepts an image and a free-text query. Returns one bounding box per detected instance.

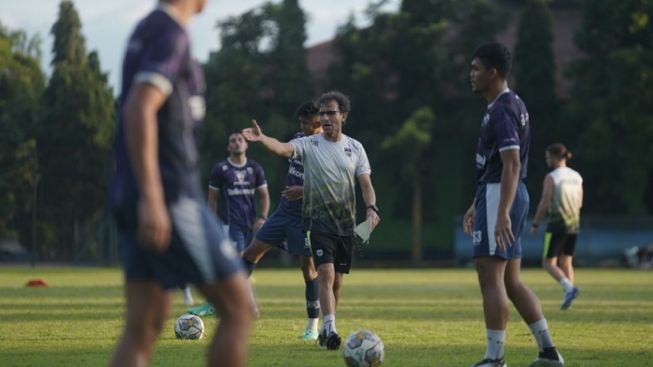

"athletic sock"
[243,258,257,277]
[306,278,320,320]
[323,314,337,334]
[560,278,574,293]
[529,319,555,352]
[306,318,319,332]
[484,329,506,360]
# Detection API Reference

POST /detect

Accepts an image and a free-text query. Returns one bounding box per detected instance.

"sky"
[0,0,400,91]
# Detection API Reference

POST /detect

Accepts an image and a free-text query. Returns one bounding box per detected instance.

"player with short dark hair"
[240,99,323,341]
[242,90,380,351]
[463,42,564,367]
[530,143,583,310]
[108,1,254,366]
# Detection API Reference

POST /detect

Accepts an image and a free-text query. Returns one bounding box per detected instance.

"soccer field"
[1,267,651,367]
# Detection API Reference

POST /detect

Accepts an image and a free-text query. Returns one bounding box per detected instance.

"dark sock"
[243,258,257,277]
[306,277,320,319]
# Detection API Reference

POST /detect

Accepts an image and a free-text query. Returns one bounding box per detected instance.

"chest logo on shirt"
[222,165,228,172]
[344,147,352,157]
[311,140,319,147]
[235,171,246,185]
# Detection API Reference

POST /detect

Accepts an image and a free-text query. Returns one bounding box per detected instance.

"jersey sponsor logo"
[472,230,482,245]
[344,147,352,157]
[316,249,323,257]
[188,95,206,121]
[226,188,256,196]
[476,154,486,168]
[288,165,304,179]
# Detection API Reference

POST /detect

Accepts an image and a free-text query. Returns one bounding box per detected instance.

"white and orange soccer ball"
[342,330,384,367]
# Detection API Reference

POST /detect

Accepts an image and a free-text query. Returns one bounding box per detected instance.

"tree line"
[1,0,651,261]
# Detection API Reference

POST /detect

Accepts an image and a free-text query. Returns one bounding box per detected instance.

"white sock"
[182,287,194,306]
[322,314,337,334]
[529,319,555,352]
[484,329,506,360]
[560,278,574,293]
[306,318,319,331]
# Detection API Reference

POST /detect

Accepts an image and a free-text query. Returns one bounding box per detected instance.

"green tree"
[39,0,115,259]
[513,0,559,199]
[0,23,45,245]
[382,107,434,261]
[565,0,653,214]
[202,1,312,202]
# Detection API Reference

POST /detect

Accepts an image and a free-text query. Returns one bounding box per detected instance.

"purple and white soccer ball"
[174,314,205,340]
[343,330,384,367]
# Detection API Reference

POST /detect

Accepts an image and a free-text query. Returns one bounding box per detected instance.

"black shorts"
[309,231,353,274]
[543,232,578,258]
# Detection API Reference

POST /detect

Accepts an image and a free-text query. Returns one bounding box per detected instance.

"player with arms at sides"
[242,91,381,351]
[187,130,269,316]
[239,100,323,341]
[463,42,564,367]
[108,1,255,366]
[530,143,583,310]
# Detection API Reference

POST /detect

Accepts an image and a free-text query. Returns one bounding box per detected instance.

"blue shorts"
[255,209,311,257]
[228,225,253,253]
[116,197,243,290]
[472,182,529,259]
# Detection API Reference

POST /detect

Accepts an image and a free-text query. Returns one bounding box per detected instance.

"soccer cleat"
[560,287,580,310]
[302,328,319,341]
[317,330,341,350]
[528,347,564,366]
[470,357,507,367]
[186,302,215,317]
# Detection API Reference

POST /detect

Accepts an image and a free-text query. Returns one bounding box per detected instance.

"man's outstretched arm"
[242,120,294,158]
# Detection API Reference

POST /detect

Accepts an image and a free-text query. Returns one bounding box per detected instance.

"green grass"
[1,267,652,366]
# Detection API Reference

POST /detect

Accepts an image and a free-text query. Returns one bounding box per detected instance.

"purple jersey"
[209,159,267,231]
[110,7,206,218]
[475,90,530,183]
[277,132,305,216]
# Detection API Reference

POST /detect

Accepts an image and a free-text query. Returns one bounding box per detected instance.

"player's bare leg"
[504,259,563,366]
[316,262,341,349]
[198,273,255,367]
[333,272,343,309]
[558,255,574,284]
[472,257,508,366]
[109,280,171,367]
[542,256,566,282]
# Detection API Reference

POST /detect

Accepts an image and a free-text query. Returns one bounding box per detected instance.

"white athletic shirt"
[290,133,371,236]
[547,166,583,234]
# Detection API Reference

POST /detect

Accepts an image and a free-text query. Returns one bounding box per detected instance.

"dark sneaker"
[529,347,564,366]
[325,331,342,350]
[560,287,580,310]
[470,357,507,367]
[317,329,328,347]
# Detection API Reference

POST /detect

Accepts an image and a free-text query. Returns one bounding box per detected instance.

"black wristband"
[367,204,379,214]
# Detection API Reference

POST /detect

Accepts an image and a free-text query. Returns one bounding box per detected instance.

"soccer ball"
[174,314,205,340]
[342,330,384,367]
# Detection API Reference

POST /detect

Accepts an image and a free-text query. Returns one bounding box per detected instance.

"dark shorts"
[309,231,353,274]
[116,197,243,290]
[472,182,529,260]
[255,209,311,257]
[543,232,578,258]
[229,225,253,253]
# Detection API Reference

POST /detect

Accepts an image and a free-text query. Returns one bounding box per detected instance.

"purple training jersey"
[475,89,530,183]
[110,7,206,221]
[277,132,305,216]
[209,159,267,231]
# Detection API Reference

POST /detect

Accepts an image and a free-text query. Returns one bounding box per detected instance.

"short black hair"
[318,91,351,113]
[295,99,319,118]
[228,129,243,138]
[472,42,512,78]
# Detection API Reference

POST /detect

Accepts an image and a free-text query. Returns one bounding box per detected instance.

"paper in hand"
[354,218,372,244]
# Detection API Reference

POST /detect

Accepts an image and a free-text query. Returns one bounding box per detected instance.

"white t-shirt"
[547,166,583,233]
[290,133,371,236]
